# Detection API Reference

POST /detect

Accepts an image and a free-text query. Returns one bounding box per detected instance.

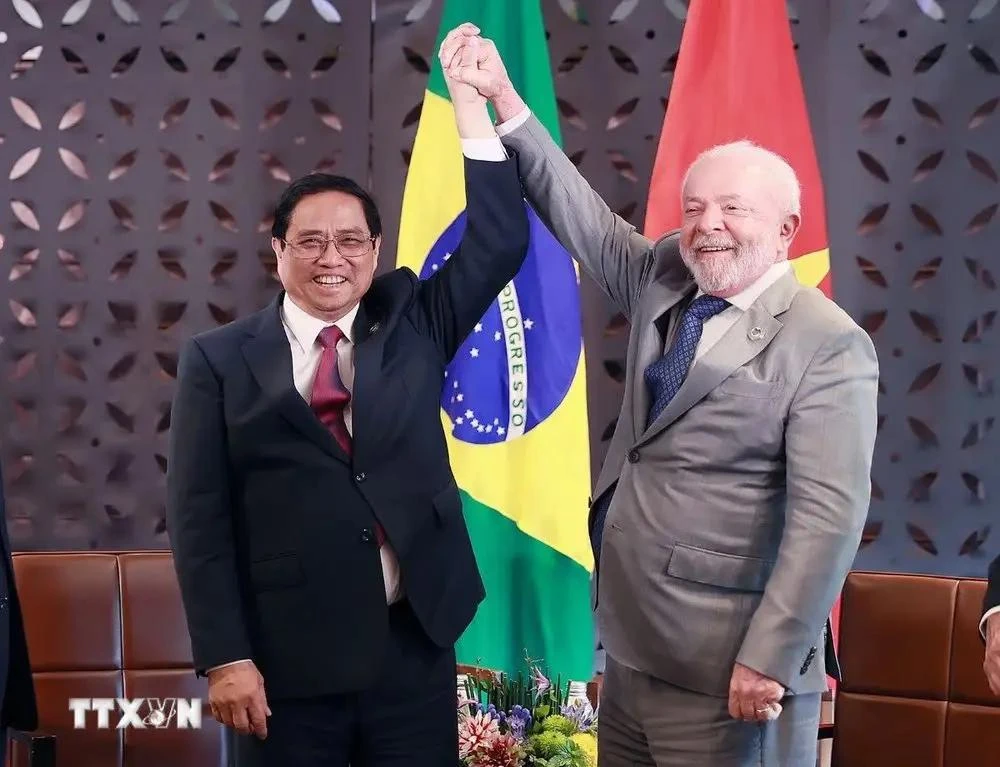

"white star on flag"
[474,323,483,333]
[524,318,534,330]
[470,348,479,358]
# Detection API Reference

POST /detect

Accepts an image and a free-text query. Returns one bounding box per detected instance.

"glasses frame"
[278,233,377,260]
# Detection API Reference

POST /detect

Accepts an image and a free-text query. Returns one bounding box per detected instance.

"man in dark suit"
[0,238,39,765]
[983,554,999,695]
[165,56,529,765]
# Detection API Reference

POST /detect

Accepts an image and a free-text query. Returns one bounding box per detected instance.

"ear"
[779,213,801,246]
[372,235,382,273]
[271,236,284,261]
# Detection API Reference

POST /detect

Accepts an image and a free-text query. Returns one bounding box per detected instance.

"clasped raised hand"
[438,22,512,102]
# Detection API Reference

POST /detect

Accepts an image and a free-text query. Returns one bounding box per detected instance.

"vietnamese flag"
[644,0,831,296]
[643,0,839,685]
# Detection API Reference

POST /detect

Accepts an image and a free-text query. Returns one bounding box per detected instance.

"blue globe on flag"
[419,204,582,445]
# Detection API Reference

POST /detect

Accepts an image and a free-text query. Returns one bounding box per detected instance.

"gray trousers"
[598,656,821,767]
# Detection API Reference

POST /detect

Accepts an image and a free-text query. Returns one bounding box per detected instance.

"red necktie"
[310,326,385,546]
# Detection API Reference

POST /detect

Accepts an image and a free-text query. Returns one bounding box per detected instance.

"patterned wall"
[1,0,997,580]
[0,0,372,549]
[825,0,1000,578]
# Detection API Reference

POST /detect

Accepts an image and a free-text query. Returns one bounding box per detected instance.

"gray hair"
[681,140,802,219]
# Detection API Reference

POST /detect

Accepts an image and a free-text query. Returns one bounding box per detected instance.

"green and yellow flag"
[396,0,594,683]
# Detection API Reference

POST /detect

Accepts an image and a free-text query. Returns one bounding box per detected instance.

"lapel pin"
[369,322,379,335]
[748,326,765,341]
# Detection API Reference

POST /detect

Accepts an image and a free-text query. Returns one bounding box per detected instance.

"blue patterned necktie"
[644,294,730,427]
[590,294,729,560]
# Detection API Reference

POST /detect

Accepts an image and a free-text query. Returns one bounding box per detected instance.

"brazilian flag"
[396,0,594,683]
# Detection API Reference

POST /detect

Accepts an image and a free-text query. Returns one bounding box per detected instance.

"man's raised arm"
[439,23,655,319]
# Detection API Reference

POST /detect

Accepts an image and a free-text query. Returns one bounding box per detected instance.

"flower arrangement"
[457,661,598,767]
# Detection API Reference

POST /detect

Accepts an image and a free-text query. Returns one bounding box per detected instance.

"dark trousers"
[232,599,457,767]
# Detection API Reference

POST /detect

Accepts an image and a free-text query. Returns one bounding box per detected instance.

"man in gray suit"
[440,26,879,766]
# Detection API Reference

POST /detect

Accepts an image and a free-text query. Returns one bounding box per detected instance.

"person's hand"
[437,23,485,107]
[985,613,1000,695]
[207,661,271,739]
[438,23,513,103]
[728,662,785,722]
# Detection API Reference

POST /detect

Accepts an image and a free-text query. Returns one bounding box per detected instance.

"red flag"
[644,0,831,297]
[643,0,839,687]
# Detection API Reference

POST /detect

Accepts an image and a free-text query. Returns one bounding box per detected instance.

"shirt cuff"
[495,107,532,138]
[206,659,252,673]
[981,605,1000,640]
[461,138,507,162]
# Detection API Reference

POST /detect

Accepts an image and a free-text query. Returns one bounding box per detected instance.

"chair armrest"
[816,688,835,740]
[7,728,56,767]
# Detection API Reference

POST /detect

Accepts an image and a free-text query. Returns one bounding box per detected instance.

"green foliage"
[458,654,598,767]
[540,715,575,735]
[525,737,588,767]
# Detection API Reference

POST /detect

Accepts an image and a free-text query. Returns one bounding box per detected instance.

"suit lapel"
[631,280,695,442]
[347,298,384,460]
[241,293,348,463]
[637,270,801,447]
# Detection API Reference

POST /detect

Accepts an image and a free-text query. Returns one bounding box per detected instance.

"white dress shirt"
[983,605,999,640]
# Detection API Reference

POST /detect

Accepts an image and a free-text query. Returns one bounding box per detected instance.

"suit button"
[360,528,374,544]
[355,472,366,482]
[627,449,640,463]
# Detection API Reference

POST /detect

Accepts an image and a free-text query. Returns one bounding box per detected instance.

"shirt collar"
[281,293,359,352]
[696,261,791,311]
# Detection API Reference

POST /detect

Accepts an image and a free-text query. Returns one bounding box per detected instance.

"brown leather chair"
[831,570,999,766]
[11,552,226,767]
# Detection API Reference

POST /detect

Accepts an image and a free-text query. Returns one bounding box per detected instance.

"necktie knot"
[318,325,345,350]
[686,295,730,322]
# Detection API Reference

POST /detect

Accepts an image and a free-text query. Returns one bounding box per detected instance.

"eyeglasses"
[279,234,376,260]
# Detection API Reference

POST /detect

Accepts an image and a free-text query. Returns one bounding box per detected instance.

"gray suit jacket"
[500,114,879,698]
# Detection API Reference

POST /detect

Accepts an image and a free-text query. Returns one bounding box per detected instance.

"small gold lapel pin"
[748,326,765,341]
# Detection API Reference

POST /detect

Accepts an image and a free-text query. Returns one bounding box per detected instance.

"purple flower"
[506,704,532,741]
[561,699,597,733]
[530,666,551,699]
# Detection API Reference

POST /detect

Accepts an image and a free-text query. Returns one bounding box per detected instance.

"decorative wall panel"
[824,0,1000,577]
[0,0,371,549]
[1,0,997,581]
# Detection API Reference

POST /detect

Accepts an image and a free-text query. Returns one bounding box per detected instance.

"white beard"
[680,234,778,295]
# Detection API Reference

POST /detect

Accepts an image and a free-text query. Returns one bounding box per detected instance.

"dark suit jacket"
[166,156,529,701]
[985,554,1000,621]
[0,467,37,731]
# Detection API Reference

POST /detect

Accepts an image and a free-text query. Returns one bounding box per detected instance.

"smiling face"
[679,147,800,297]
[272,190,379,322]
